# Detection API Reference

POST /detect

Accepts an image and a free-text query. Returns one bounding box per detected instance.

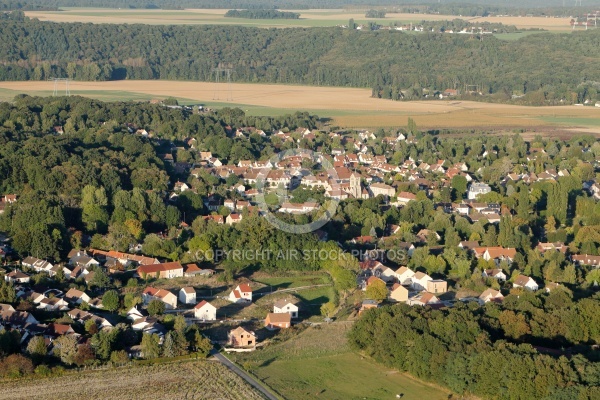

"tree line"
[0,13,599,103]
[349,300,600,400]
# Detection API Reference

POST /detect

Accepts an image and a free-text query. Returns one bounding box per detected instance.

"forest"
[0,13,599,103]
[224,9,300,19]
[350,301,600,399]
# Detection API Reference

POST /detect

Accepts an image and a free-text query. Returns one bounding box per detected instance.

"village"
[0,118,599,364]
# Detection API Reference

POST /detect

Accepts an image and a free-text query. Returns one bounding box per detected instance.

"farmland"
[0,80,598,134]
[25,8,574,31]
[0,360,265,400]
[232,323,450,400]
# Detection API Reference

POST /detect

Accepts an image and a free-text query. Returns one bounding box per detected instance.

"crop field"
[25,8,574,31]
[0,360,264,400]
[1,80,598,134]
[233,323,450,400]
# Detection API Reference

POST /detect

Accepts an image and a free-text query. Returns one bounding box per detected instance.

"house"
[479,288,504,304]
[482,269,507,281]
[229,283,252,303]
[572,254,600,267]
[389,283,408,302]
[395,191,417,205]
[265,313,291,330]
[194,300,216,321]
[126,306,148,322]
[228,326,256,348]
[67,308,113,329]
[513,275,539,291]
[458,240,479,251]
[137,262,184,279]
[474,247,517,264]
[37,297,69,312]
[179,287,196,305]
[411,272,432,291]
[536,242,568,254]
[68,251,100,269]
[359,299,379,315]
[273,300,299,318]
[426,279,448,294]
[409,292,441,307]
[142,287,178,309]
[226,213,243,225]
[21,257,54,274]
[468,182,491,200]
[369,183,395,198]
[395,266,415,285]
[64,288,91,305]
[373,265,397,282]
[5,270,30,284]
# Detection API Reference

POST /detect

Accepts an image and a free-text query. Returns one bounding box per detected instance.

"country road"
[212,350,280,400]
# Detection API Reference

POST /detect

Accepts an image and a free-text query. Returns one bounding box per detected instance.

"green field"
[233,323,450,400]
[539,115,600,127]
[253,274,330,290]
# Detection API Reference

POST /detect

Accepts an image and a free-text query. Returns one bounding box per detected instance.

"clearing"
[25,8,574,31]
[232,322,450,400]
[1,80,598,133]
[0,359,264,400]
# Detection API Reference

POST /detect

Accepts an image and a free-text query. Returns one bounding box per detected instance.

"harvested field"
[25,8,574,31]
[0,80,598,133]
[0,360,264,400]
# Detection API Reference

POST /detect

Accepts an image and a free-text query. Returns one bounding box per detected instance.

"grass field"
[25,8,575,31]
[0,360,264,400]
[1,80,598,134]
[233,323,450,400]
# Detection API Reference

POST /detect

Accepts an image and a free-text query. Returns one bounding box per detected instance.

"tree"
[90,269,110,289]
[26,336,47,363]
[73,344,95,367]
[53,335,78,365]
[141,333,161,359]
[366,279,388,302]
[194,332,213,357]
[147,299,165,316]
[320,302,336,318]
[102,290,120,312]
[0,354,34,378]
[110,350,129,365]
[451,175,468,200]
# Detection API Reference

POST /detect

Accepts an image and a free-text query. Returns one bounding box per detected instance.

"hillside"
[0,12,599,104]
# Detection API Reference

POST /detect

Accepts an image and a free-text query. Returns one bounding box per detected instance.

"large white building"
[468,182,491,200]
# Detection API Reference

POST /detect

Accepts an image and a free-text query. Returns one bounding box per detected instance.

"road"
[212,350,280,400]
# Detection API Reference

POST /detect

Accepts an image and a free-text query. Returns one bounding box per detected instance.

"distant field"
[0,360,263,400]
[0,80,598,133]
[24,8,574,31]
[233,323,450,400]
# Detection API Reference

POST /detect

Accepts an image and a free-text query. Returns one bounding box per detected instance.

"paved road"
[212,351,280,400]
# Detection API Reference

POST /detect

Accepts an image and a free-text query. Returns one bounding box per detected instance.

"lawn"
[0,359,263,400]
[233,323,450,400]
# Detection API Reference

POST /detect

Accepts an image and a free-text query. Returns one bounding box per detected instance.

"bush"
[34,364,52,377]
[0,354,34,378]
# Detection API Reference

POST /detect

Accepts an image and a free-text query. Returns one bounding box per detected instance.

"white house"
[395,266,415,285]
[142,287,178,309]
[5,270,30,284]
[482,269,507,282]
[478,289,504,304]
[273,300,299,318]
[411,272,432,291]
[179,287,196,305]
[513,275,539,291]
[373,265,397,282]
[468,182,492,200]
[229,283,252,303]
[194,300,217,321]
[64,288,91,305]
